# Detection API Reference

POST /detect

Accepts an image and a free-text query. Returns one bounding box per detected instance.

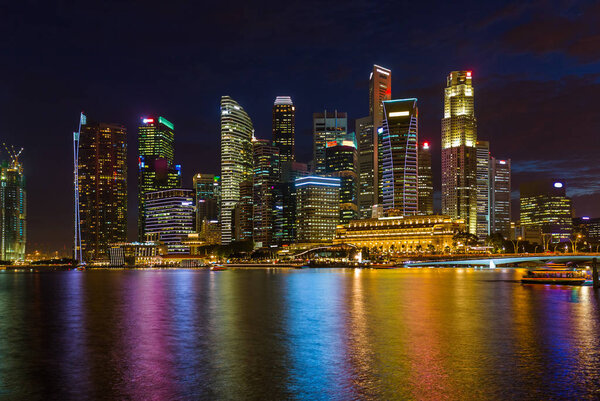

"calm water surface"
[1,268,599,400]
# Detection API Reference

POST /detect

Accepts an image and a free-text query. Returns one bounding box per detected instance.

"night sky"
[1,1,599,254]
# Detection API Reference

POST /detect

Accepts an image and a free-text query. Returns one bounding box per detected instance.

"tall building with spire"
[0,148,26,261]
[379,98,419,214]
[220,96,254,244]
[138,116,180,239]
[272,96,295,163]
[418,141,433,215]
[369,65,392,205]
[78,117,127,261]
[441,71,477,234]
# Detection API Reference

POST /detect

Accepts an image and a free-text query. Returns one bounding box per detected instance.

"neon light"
[582,216,590,220]
[376,67,390,75]
[143,118,154,123]
[295,181,340,187]
[423,142,429,149]
[377,127,384,134]
[499,160,506,165]
[326,141,338,148]
[389,111,409,117]
[467,71,472,77]
[159,116,174,130]
[554,182,563,188]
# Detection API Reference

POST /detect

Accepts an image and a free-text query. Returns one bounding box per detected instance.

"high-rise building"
[379,98,418,214]
[490,157,511,237]
[326,142,358,224]
[573,217,600,243]
[356,115,375,218]
[144,189,195,254]
[272,96,295,163]
[77,117,127,261]
[193,173,220,230]
[312,111,348,174]
[0,150,26,261]
[475,140,490,240]
[233,180,253,242]
[520,180,572,243]
[138,116,181,239]
[296,176,340,243]
[418,141,434,215]
[220,96,254,245]
[369,65,392,208]
[253,138,280,247]
[274,162,308,245]
[441,70,478,234]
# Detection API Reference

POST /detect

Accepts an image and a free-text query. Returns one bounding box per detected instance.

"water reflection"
[0,268,599,399]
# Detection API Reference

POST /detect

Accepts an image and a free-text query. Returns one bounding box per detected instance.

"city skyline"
[2,1,599,253]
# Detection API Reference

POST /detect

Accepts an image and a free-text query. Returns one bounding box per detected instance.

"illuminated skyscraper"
[418,141,433,215]
[193,173,220,230]
[138,116,181,239]
[476,140,490,240]
[274,161,308,245]
[369,65,392,206]
[0,149,26,261]
[77,117,127,262]
[379,98,418,214]
[253,138,280,247]
[520,180,572,243]
[233,180,253,241]
[144,189,195,254]
[273,96,295,163]
[312,111,348,174]
[296,176,340,243]
[220,96,254,244]
[441,71,477,234]
[326,142,358,224]
[356,115,375,218]
[490,157,511,237]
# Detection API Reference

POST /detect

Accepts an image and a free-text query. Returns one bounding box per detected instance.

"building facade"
[312,111,348,174]
[490,158,511,237]
[379,98,418,214]
[274,162,308,245]
[334,215,464,253]
[0,152,26,261]
[193,173,220,231]
[325,143,358,224]
[77,117,127,262]
[295,176,340,243]
[138,116,180,239]
[417,141,434,215]
[233,180,253,241]
[369,65,392,208]
[253,138,280,247]
[441,71,478,234]
[220,96,254,244]
[356,115,375,218]
[272,96,295,163]
[520,180,572,243]
[475,140,490,240]
[144,189,195,254]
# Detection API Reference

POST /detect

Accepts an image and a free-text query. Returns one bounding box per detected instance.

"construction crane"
[2,144,24,169]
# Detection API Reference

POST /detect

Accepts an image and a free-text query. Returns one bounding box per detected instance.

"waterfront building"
[417,141,434,215]
[295,176,340,243]
[193,173,220,231]
[144,189,195,254]
[108,241,165,266]
[475,140,490,241]
[334,215,464,253]
[220,96,254,244]
[77,117,127,262]
[356,115,375,218]
[274,162,308,245]
[312,111,348,174]
[379,98,418,214]
[272,96,295,163]
[520,180,572,243]
[441,71,478,234]
[490,158,511,238]
[138,116,181,239]
[233,180,253,241]
[0,150,26,261]
[325,142,358,224]
[253,138,280,247]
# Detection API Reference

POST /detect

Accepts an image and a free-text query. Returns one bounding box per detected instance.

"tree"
[486,233,505,253]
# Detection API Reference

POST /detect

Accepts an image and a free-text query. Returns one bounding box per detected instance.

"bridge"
[405,254,600,268]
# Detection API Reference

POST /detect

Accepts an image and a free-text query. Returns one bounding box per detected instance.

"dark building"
[272,96,295,163]
[573,217,600,244]
[77,117,127,262]
[138,116,181,239]
[356,115,375,218]
[253,139,280,247]
[418,141,434,215]
[313,111,348,174]
[234,180,253,241]
[520,180,572,243]
[325,143,358,224]
[490,157,511,238]
[274,161,308,245]
[193,173,220,231]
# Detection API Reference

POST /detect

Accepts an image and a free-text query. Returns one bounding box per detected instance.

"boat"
[521,268,586,285]
[211,265,227,271]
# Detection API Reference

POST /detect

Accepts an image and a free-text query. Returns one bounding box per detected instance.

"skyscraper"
[356,115,375,218]
[379,98,418,214]
[441,70,477,234]
[233,180,253,241]
[490,158,511,237]
[296,176,340,243]
[193,173,220,230]
[253,138,280,247]
[0,149,26,261]
[325,142,358,224]
[272,96,295,163]
[520,180,572,243]
[144,189,195,254]
[274,161,308,245]
[476,140,490,240]
[78,117,127,261]
[418,141,434,215]
[138,116,181,239]
[369,65,392,207]
[220,96,254,244]
[312,111,348,174]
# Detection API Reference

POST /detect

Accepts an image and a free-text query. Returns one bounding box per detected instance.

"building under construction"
[0,145,26,261]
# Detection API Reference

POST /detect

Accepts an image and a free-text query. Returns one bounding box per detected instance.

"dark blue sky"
[1,0,599,253]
